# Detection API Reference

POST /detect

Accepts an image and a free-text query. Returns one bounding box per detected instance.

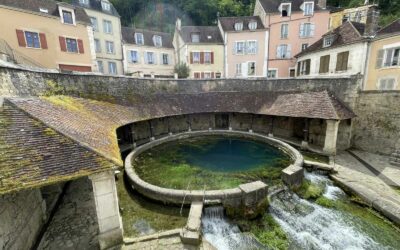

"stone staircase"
[390,150,400,167]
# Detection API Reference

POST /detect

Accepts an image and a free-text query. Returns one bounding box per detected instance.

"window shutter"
[211,52,214,64]
[233,43,237,55]
[190,52,193,64]
[128,51,132,63]
[201,72,205,79]
[336,53,342,71]
[200,52,204,64]
[211,72,215,78]
[153,53,157,64]
[144,52,148,64]
[287,45,292,58]
[376,49,384,69]
[384,49,393,67]
[299,24,304,37]
[77,39,84,54]
[297,62,301,76]
[245,41,250,54]
[16,29,26,47]
[277,45,282,58]
[305,59,311,75]
[310,24,315,37]
[59,36,67,52]
[39,33,47,49]
[341,51,349,70]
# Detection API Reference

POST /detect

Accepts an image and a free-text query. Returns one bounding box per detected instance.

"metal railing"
[0,38,45,68]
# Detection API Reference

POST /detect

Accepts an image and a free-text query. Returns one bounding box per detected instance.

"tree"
[174,62,190,79]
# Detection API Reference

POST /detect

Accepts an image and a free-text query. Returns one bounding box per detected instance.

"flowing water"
[202,206,267,250]
[202,173,400,250]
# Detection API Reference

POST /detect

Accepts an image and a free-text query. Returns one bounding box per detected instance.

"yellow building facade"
[329,4,377,30]
[0,2,93,72]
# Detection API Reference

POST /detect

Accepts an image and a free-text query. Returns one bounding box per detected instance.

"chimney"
[317,0,327,9]
[176,18,182,31]
[364,6,380,37]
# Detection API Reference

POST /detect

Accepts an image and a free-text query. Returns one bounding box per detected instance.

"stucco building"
[73,0,123,75]
[329,3,377,30]
[254,0,330,78]
[173,19,225,79]
[0,0,94,72]
[218,16,269,78]
[364,19,400,90]
[122,27,175,78]
[294,21,369,77]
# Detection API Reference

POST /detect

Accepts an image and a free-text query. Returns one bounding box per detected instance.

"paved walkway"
[37,178,99,250]
[332,151,400,225]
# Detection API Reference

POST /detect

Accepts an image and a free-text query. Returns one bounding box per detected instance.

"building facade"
[173,19,225,79]
[218,16,269,78]
[254,0,330,78]
[73,0,123,75]
[364,19,400,90]
[0,0,93,72]
[329,4,377,30]
[295,21,369,77]
[122,27,175,78]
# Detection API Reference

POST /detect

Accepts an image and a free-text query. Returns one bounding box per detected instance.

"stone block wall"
[0,189,45,250]
[352,91,400,155]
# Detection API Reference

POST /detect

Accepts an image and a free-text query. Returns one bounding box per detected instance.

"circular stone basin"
[131,134,293,190]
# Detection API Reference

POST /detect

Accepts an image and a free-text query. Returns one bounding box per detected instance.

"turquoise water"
[180,136,287,172]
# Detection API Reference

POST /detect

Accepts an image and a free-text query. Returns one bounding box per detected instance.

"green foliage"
[173,62,190,79]
[316,196,336,208]
[251,214,289,250]
[296,180,324,199]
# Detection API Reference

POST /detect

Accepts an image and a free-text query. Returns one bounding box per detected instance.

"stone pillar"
[323,120,340,155]
[148,120,155,141]
[90,171,123,249]
[301,118,309,148]
[249,114,254,133]
[187,115,192,131]
[130,124,136,148]
[268,116,274,137]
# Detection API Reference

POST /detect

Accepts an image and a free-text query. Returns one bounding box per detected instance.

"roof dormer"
[101,0,111,12]
[248,21,257,30]
[58,5,76,25]
[279,3,291,17]
[234,22,243,31]
[323,35,335,48]
[301,1,314,16]
[153,35,162,47]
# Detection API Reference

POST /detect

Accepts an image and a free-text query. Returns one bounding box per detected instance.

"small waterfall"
[270,173,388,250]
[202,206,266,250]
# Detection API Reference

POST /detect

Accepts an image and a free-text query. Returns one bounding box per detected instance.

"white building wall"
[297,42,368,77]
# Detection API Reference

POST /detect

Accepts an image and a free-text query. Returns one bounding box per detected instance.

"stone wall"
[0,189,45,250]
[0,66,361,108]
[352,91,400,155]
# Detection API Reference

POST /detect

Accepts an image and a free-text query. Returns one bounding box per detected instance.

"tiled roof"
[0,0,90,24]
[377,19,400,36]
[0,100,116,195]
[72,0,120,17]
[7,91,355,167]
[179,26,224,44]
[296,21,366,57]
[121,27,173,48]
[218,16,265,32]
[258,0,323,14]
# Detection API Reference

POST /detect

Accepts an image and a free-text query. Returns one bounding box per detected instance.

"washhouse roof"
[0,0,90,24]
[377,19,400,36]
[0,100,116,195]
[5,91,355,173]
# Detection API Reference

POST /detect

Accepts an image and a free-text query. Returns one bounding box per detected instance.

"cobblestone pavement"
[332,151,400,225]
[37,178,99,250]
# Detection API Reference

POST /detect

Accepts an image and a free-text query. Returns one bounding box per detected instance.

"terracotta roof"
[121,27,173,48]
[258,0,323,14]
[0,0,90,24]
[72,0,120,17]
[218,16,265,32]
[179,26,223,44]
[0,100,116,195]
[7,91,355,166]
[377,19,400,36]
[296,21,366,58]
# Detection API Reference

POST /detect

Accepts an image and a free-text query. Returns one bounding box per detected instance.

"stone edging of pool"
[124,130,304,205]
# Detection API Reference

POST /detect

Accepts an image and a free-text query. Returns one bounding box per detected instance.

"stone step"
[390,161,400,167]
[390,157,400,163]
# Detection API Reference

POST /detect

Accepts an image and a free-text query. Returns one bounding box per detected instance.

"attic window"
[153,35,162,47]
[207,35,212,39]
[59,6,76,25]
[191,33,200,43]
[234,22,243,31]
[101,1,111,11]
[79,0,89,5]
[248,21,257,30]
[39,8,48,13]
[303,2,314,16]
[280,3,291,17]
[323,35,334,47]
[135,33,144,45]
